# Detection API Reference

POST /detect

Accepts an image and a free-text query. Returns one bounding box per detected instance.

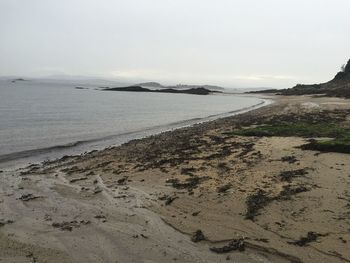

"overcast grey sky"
[0,0,349,88]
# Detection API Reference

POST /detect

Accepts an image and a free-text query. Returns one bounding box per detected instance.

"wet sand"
[1,95,350,263]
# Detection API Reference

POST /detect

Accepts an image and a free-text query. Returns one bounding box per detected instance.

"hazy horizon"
[1,0,350,88]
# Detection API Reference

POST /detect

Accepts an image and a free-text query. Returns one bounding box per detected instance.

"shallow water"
[0,79,265,169]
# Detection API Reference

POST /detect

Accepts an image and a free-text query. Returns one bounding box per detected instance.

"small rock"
[192,211,201,216]
[191,230,206,242]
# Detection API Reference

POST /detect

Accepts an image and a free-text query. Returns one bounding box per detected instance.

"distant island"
[11,78,27,83]
[102,86,221,95]
[75,86,88,90]
[248,59,350,98]
[136,82,225,91]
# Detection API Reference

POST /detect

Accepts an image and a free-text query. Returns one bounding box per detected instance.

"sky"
[0,0,349,88]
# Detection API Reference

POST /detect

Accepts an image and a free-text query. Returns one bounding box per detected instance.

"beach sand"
[1,95,350,263]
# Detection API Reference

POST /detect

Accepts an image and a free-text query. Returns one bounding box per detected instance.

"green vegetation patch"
[231,122,350,154]
[301,137,350,154]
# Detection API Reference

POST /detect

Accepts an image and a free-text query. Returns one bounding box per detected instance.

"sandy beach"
[1,95,350,263]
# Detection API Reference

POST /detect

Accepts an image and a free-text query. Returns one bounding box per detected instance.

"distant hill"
[253,59,350,98]
[280,59,350,98]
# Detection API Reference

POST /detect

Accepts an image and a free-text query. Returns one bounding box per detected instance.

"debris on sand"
[278,185,310,200]
[18,193,41,202]
[217,162,230,175]
[281,156,298,164]
[44,214,52,221]
[210,238,245,253]
[69,177,88,183]
[166,176,210,191]
[237,143,255,157]
[165,196,178,206]
[117,176,128,185]
[217,183,232,193]
[94,214,106,222]
[245,190,272,221]
[288,232,326,246]
[93,187,103,194]
[245,184,310,220]
[52,220,90,231]
[61,165,81,175]
[158,194,167,201]
[0,219,14,227]
[181,167,196,176]
[279,169,308,182]
[192,211,201,216]
[339,237,347,244]
[52,222,73,231]
[191,230,206,242]
[158,194,178,205]
[254,238,269,243]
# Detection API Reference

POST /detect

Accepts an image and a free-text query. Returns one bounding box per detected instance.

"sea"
[0,78,269,169]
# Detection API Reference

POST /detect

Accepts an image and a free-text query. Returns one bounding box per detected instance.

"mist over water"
[0,79,265,168]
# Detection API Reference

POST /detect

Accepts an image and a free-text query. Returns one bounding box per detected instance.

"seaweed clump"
[210,238,245,253]
[245,190,273,221]
[288,232,326,246]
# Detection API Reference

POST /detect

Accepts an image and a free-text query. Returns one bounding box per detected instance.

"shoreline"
[0,94,272,171]
[1,95,350,262]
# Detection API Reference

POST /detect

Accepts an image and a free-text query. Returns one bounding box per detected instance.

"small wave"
[0,141,87,162]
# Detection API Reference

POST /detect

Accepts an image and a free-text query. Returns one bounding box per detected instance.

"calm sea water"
[0,79,267,169]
